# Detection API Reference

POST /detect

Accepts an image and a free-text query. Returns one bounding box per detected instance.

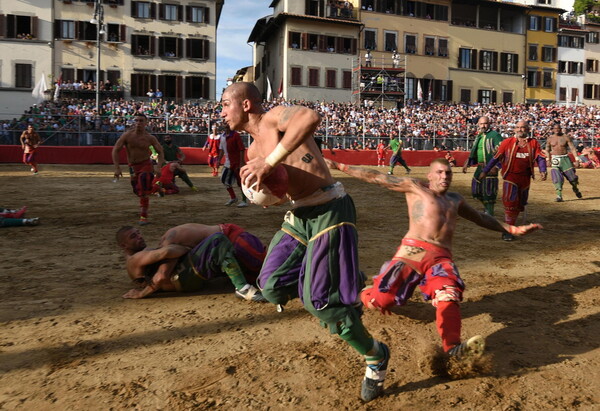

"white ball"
[241,182,282,206]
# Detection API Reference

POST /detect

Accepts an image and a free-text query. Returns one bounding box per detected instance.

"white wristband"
[265,143,291,168]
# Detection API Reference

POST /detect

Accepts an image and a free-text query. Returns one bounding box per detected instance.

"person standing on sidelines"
[219,125,249,207]
[20,125,42,174]
[204,125,221,176]
[112,114,164,225]
[462,116,504,215]
[479,120,547,241]
[221,82,389,403]
[544,124,582,202]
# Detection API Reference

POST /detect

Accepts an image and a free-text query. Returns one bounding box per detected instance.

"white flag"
[266,76,273,101]
[54,83,60,102]
[417,80,423,101]
[32,73,48,103]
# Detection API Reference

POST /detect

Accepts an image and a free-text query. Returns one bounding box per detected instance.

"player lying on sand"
[117,223,267,302]
[326,158,542,367]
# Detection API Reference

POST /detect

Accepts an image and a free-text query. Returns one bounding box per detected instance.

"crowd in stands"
[1,96,600,152]
[56,80,123,93]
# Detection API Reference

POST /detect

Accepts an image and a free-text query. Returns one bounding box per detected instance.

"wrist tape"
[265,143,291,167]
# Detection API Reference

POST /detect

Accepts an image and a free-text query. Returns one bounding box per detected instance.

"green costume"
[170,233,249,292]
[467,130,503,215]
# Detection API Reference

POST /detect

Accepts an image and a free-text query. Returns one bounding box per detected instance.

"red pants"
[361,238,465,351]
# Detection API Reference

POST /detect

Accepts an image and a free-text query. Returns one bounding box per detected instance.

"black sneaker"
[502,232,515,241]
[575,191,583,199]
[555,197,563,202]
[361,343,390,402]
[447,335,485,359]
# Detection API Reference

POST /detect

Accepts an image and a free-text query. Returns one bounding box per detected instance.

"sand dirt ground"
[0,163,598,410]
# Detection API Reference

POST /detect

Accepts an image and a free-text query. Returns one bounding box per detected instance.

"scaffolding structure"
[352,55,407,107]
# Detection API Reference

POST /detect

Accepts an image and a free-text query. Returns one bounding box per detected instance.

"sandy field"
[0,163,598,410]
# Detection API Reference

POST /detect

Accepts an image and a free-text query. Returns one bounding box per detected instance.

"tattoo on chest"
[302,153,314,163]
[411,200,424,221]
[404,246,425,256]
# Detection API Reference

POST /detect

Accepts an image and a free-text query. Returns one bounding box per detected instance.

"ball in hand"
[242,165,288,206]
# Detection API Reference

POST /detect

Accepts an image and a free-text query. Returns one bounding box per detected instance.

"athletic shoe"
[30,167,34,172]
[138,217,150,226]
[387,171,393,175]
[234,285,267,302]
[224,198,237,206]
[24,218,40,226]
[237,201,248,208]
[447,335,485,360]
[502,232,515,241]
[361,342,390,402]
[575,191,583,199]
[555,197,563,202]
[405,168,411,174]
[191,186,199,191]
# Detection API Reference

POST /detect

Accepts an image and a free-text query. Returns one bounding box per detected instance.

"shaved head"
[116,225,135,245]
[430,157,450,169]
[223,82,262,105]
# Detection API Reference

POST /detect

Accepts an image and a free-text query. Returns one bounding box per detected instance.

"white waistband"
[290,182,346,209]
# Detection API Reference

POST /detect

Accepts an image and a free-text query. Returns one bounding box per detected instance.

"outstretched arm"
[325,158,418,193]
[458,199,542,235]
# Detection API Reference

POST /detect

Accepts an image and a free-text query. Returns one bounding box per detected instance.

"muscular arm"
[275,105,322,153]
[123,259,177,299]
[112,134,126,177]
[130,244,190,267]
[458,199,542,235]
[325,158,418,193]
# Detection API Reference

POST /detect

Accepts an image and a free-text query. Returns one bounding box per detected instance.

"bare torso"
[546,133,572,156]
[403,182,462,251]
[125,223,220,283]
[246,107,335,200]
[20,131,41,151]
[120,130,160,164]
[158,223,222,248]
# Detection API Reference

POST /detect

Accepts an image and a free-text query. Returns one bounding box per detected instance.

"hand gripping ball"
[242,165,289,206]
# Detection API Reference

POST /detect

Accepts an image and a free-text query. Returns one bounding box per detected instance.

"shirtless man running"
[112,114,164,224]
[325,158,541,370]
[221,81,388,402]
[544,123,583,202]
[117,223,267,302]
[20,125,42,174]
